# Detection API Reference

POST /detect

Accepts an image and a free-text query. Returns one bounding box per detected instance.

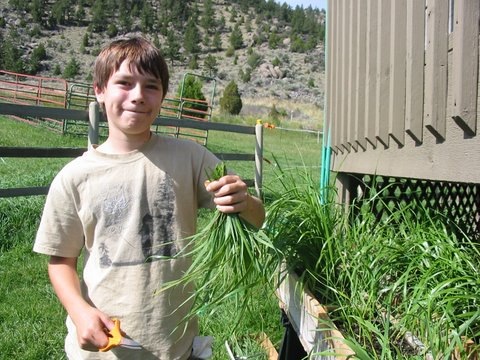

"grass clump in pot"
[265,166,480,359]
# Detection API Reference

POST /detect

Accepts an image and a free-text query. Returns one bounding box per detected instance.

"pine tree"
[184,18,201,55]
[164,29,181,67]
[203,54,217,77]
[140,2,155,32]
[63,57,80,78]
[171,0,190,26]
[201,0,215,33]
[2,33,25,73]
[106,23,118,38]
[75,4,86,24]
[52,0,71,26]
[213,32,222,51]
[30,0,44,23]
[188,55,198,70]
[229,23,244,50]
[220,80,242,115]
[81,32,89,48]
[91,0,106,32]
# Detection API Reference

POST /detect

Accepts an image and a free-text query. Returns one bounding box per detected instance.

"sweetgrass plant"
[155,163,281,327]
[265,165,480,359]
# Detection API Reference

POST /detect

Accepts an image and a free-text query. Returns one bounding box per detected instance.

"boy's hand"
[48,256,115,352]
[73,308,115,351]
[205,174,265,228]
[205,174,249,214]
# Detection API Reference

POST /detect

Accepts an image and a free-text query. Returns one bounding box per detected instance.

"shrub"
[220,81,242,115]
[247,51,262,69]
[226,46,235,57]
[268,104,283,126]
[239,67,251,83]
[63,57,80,79]
[188,56,198,70]
[53,64,61,76]
[107,24,118,38]
[177,76,208,119]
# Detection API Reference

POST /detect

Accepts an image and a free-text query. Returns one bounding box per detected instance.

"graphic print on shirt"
[140,175,177,260]
[98,185,130,268]
[96,173,177,267]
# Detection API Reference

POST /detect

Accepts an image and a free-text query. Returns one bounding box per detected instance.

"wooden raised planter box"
[276,269,353,359]
[277,268,480,360]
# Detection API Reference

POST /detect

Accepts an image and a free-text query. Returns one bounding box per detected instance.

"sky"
[274,0,327,10]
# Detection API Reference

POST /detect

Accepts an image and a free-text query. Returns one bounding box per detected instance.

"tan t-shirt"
[34,134,219,360]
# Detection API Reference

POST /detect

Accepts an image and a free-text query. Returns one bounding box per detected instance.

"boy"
[34,37,265,360]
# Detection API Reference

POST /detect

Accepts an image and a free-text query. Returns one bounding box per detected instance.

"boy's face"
[94,60,164,139]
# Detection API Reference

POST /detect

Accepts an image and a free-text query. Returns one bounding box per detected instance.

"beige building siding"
[327,0,480,186]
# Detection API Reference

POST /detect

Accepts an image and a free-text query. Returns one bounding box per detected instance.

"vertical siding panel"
[347,1,358,150]
[365,0,378,148]
[326,0,335,149]
[340,0,350,151]
[375,0,391,147]
[405,0,425,143]
[329,0,337,151]
[333,0,343,152]
[424,0,449,140]
[452,0,479,135]
[355,0,368,150]
[389,0,407,146]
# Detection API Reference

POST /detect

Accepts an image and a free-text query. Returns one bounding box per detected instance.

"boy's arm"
[48,256,114,351]
[205,174,265,228]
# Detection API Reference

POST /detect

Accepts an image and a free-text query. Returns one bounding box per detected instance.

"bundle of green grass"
[155,163,280,325]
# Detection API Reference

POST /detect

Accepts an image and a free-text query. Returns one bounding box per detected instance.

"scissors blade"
[119,337,142,350]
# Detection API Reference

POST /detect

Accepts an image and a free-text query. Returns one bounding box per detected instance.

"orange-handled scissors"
[99,318,142,352]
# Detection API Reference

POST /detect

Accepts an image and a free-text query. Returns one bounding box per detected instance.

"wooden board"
[276,268,354,359]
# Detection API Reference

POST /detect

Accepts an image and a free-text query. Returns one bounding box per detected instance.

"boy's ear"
[94,83,105,103]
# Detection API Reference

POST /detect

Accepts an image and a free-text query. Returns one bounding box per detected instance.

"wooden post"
[88,101,99,147]
[254,120,264,198]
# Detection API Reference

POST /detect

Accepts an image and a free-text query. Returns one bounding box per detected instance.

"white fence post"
[255,120,264,198]
[88,101,99,147]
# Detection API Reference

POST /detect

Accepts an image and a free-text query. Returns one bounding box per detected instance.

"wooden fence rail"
[0,102,264,198]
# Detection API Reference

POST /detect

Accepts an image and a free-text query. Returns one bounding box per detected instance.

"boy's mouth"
[125,108,148,114]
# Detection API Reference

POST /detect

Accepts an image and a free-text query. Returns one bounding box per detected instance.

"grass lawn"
[0,115,322,359]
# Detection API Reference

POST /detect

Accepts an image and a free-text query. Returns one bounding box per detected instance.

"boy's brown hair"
[93,37,169,99]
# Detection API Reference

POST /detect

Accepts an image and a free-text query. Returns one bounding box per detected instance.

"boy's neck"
[97,132,152,154]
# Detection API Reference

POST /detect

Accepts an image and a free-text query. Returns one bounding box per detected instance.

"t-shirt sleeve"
[33,170,85,258]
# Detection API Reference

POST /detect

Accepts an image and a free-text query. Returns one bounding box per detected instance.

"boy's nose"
[131,84,145,103]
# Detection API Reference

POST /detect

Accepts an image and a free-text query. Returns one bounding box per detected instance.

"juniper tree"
[220,80,242,115]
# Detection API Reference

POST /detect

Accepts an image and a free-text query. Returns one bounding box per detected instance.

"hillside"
[0,0,326,129]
